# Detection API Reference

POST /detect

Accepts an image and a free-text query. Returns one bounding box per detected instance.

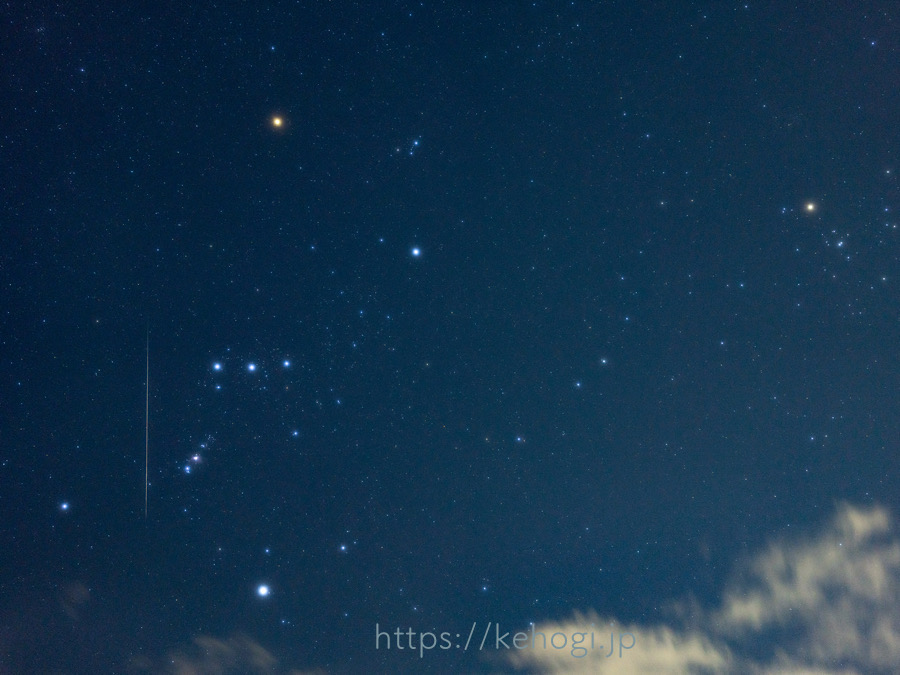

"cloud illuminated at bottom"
[503,503,900,674]
[132,633,326,675]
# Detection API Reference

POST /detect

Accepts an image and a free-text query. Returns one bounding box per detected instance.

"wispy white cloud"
[503,612,732,674]
[131,632,326,675]
[503,503,900,674]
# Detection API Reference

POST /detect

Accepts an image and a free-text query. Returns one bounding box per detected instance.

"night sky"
[2,2,899,673]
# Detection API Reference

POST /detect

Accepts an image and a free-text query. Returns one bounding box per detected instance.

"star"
[411,247,421,257]
[805,202,817,213]
[257,584,270,597]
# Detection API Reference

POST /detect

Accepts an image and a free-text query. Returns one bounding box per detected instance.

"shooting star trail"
[145,330,149,519]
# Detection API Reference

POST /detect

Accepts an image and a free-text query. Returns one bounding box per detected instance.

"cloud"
[129,633,326,675]
[503,503,900,675]
[59,581,91,621]
[503,613,732,674]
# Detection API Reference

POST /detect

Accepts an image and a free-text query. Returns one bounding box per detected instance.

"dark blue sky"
[2,2,899,673]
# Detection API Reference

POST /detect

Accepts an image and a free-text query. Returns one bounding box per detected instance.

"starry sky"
[2,2,899,673]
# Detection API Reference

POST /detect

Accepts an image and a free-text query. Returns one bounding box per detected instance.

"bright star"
[257,584,270,597]
[212,362,222,371]
[60,502,69,511]
[411,247,421,257]
[247,363,257,372]
[805,202,817,213]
